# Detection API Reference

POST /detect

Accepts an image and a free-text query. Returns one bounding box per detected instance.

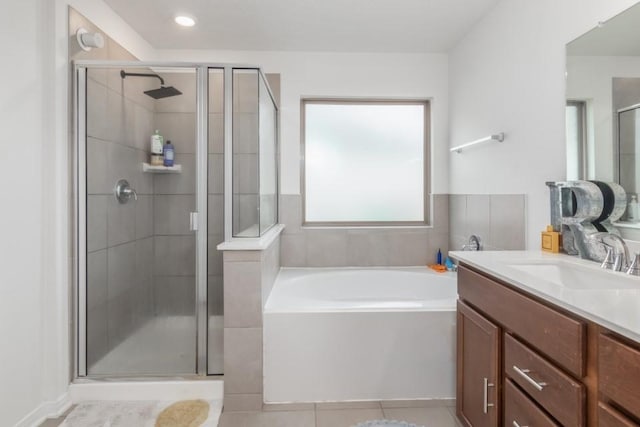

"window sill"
[302,224,433,230]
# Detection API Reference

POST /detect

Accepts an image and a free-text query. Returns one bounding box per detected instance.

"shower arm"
[119,70,165,86]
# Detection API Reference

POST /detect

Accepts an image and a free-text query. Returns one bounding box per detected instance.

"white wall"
[566,55,640,181]
[64,0,155,60]
[0,0,53,424]
[0,0,153,425]
[155,50,450,195]
[449,0,639,249]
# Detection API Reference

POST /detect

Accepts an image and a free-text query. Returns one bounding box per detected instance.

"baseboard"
[14,392,72,427]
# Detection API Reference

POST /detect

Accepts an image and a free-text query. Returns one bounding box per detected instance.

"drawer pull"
[483,377,495,414]
[512,421,528,427]
[513,365,547,391]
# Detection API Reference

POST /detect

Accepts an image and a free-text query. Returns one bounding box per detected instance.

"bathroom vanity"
[451,251,640,427]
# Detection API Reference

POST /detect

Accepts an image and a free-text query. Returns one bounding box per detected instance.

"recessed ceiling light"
[175,15,196,27]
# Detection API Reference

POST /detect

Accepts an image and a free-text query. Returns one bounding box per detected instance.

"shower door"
[77,64,221,376]
[619,104,640,196]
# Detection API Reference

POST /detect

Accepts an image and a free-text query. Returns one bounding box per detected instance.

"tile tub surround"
[279,194,450,267]
[448,194,526,251]
[221,234,281,411]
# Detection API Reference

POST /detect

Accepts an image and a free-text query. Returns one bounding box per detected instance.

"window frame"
[300,98,431,227]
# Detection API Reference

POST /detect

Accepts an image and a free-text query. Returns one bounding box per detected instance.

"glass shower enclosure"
[619,103,640,198]
[74,62,278,377]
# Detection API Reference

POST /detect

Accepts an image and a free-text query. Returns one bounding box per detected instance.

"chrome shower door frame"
[74,61,212,377]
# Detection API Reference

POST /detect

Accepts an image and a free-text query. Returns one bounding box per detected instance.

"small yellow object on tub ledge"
[541,225,562,253]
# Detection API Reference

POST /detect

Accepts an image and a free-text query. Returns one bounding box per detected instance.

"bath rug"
[59,399,221,427]
[353,420,423,427]
[155,399,209,427]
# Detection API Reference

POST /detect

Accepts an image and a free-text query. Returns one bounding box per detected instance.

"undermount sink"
[506,261,640,290]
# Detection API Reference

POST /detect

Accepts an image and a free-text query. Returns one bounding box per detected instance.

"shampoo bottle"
[437,249,442,265]
[150,129,164,166]
[163,140,175,167]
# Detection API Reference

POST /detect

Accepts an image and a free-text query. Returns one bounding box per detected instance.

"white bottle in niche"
[628,195,638,222]
[150,129,164,166]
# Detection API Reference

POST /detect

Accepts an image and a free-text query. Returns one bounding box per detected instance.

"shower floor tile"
[89,315,223,376]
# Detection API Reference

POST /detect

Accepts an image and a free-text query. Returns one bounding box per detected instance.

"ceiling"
[103,0,500,53]
[567,2,640,56]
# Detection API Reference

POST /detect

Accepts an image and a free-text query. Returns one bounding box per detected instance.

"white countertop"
[450,250,640,343]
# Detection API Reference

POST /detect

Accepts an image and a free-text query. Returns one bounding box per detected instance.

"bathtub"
[263,267,457,403]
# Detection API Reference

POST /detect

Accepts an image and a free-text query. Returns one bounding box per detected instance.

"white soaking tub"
[263,267,457,403]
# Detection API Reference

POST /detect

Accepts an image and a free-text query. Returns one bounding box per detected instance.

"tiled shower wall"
[449,194,526,251]
[71,9,157,366]
[151,73,198,317]
[279,194,450,267]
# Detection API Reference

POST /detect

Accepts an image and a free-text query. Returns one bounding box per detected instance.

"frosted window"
[304,101,427,223]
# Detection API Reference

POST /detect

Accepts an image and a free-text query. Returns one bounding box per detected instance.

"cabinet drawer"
[599,334,640,420]
[504,333,585,426]
[599,402,640,427]
[458,265,585,377]
[505,379,559,427]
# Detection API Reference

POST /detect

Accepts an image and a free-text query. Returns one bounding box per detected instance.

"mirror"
[565,3,640,224]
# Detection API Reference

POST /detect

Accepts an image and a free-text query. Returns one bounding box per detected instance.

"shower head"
[120,70,183,99]
[144,86,183,99]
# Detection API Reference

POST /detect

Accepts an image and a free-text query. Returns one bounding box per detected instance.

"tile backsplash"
[279,193,526,268]
[279,194,450,267]
[449,194,526,251]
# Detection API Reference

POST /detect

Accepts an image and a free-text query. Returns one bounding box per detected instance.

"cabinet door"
[457,301,500,427]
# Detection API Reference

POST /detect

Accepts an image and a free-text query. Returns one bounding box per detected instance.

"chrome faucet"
[627,253,640,276]
[588,232,630,272]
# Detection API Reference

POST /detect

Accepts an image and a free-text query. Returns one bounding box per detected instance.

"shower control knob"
[114,179,138,204]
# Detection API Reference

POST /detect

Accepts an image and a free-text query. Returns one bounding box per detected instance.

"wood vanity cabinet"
[456,263,640,427]
[457,301,500,427]
[599,334,640,426]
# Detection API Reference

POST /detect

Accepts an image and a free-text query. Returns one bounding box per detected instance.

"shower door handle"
[190,212,199,231]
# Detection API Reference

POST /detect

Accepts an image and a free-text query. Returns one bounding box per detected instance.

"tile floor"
[219,401,463,427]
[40,400,462,427]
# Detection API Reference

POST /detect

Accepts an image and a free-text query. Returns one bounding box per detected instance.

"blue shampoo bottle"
[163,140,175,167]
